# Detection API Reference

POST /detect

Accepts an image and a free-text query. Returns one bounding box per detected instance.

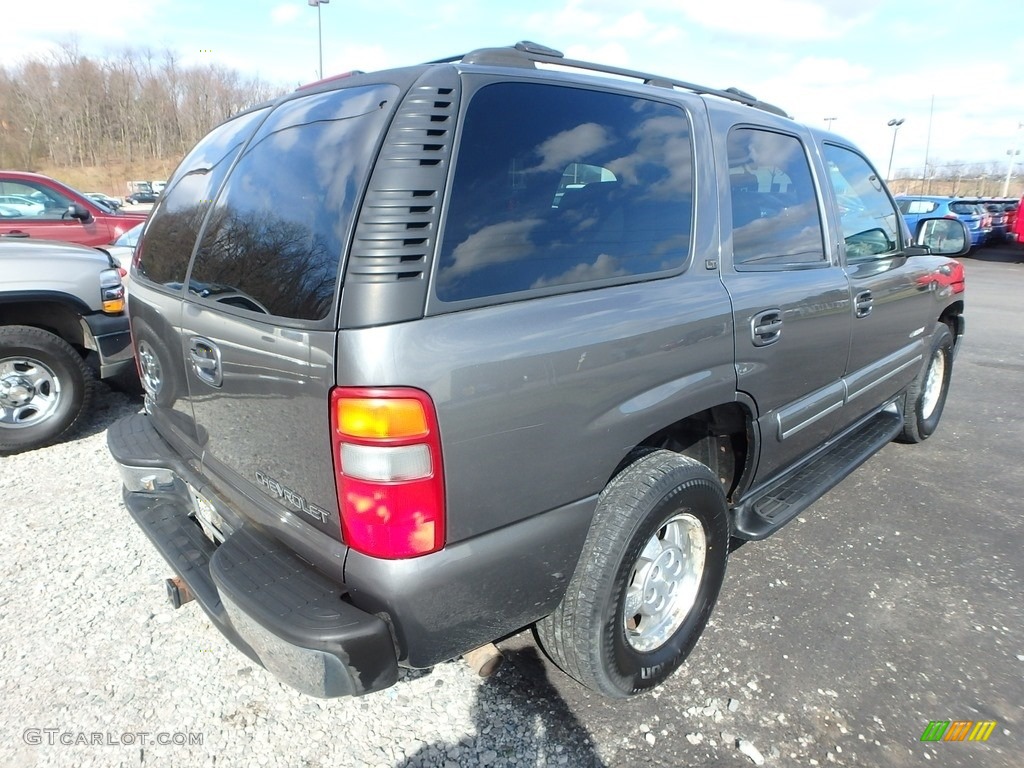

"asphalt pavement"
[489,242,1024,767]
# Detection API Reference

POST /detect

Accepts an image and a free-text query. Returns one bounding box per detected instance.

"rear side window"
[898,199,938,215]
[187,84,398,322]
[727,128,825,268]
[436,82,694,303]
[136,108,268,286]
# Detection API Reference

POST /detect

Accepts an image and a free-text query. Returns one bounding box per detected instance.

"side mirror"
[909,217,969,257]
[65,204,94,223]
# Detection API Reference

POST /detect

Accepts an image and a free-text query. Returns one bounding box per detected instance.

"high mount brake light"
[330,388,445,559]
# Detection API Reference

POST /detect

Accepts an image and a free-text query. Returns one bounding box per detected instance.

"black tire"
[898,325,954,443]
[0,325,93,454]
[536,450,730,697]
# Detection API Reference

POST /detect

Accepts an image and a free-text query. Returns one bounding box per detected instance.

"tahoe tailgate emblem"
[255,470,330,523]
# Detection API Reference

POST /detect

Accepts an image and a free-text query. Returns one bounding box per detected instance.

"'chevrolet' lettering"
[254,471,330,523]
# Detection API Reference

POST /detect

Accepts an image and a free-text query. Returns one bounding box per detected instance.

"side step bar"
[731,406,903,540]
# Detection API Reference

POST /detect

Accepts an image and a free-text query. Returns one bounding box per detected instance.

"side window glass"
[436,83,693,303]
[0,182,69,220]
[727,128,825,268]
[135,107,269,287]
[823,144,901,262]
[189,84,398,322]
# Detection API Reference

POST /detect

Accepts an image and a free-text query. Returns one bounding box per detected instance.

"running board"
[731,408,903,540]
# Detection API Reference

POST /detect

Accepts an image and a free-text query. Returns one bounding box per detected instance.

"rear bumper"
[108,414,399,697]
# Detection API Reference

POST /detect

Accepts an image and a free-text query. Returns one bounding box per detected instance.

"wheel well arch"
[0,299,88,351]
[939,300,964,352]
[613,401,756,502]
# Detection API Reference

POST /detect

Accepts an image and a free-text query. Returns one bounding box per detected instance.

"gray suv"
[108,42,968,699]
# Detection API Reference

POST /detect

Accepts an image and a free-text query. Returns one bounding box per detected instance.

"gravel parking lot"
[1,246,1021,768]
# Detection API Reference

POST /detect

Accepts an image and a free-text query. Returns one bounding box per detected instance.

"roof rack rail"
[440,41,789,118]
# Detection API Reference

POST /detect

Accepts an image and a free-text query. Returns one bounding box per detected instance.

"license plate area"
[187,485,226,544]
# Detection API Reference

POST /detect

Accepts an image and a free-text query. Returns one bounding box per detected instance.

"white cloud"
[678,0,871,41]
[1,0,169,66]
[271,5,302,24]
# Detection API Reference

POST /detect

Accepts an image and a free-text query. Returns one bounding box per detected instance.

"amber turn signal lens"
[336,398,429,440]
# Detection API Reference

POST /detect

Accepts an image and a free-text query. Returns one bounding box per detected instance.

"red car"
[1012,196,1024,243]
[0,171,146,247]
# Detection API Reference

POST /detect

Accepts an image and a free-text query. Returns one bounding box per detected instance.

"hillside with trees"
[0,43,281,195]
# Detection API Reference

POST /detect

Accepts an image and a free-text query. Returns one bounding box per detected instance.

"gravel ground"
[0,386,602,768]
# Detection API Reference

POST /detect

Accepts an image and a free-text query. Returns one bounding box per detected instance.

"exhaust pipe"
[463,642,504,678]
[165,577,194,609]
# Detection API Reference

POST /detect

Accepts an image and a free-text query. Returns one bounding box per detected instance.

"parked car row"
[896,195,1021,250]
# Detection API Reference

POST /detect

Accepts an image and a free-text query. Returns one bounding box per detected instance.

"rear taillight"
[330,387,445,559]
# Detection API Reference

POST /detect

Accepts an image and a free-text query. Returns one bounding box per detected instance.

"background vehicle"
[101,222,144,290]
[0,171,146,246]
[109,41,969,701]
[896,195,986,248]
[85,192,123,211]
[0,239,132,453]
[125,191,159,205]
[0,194,45,215]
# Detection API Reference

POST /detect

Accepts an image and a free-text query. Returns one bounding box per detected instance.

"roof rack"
[436,41,789,118]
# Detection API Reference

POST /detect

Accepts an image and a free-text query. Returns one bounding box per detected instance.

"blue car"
[896,196,985,248]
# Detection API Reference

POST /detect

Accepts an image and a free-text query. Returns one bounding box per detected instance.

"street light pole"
[308,0,330,80]
[824,117,837,130]
[886,118,905,182]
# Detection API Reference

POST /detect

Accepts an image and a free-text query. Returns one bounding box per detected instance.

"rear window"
[136,108,269,286]
[187,84,398,322]
[949,202,979,215]
[436,82,694,303]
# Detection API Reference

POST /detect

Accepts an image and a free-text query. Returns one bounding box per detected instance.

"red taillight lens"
[330,387,445,559]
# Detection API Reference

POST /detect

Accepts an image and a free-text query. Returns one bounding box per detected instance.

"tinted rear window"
[436,82,694,303]
[136,108,269,286]
[949,202,979,215]
[187,84,398,321]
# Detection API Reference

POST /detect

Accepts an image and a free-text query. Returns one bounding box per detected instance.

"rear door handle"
[855,290,873,318]
[751,309,783,346]
[1,231,30,238]
[188,337,223,387]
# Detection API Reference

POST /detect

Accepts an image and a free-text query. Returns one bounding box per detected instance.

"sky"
[5,0,1024,179]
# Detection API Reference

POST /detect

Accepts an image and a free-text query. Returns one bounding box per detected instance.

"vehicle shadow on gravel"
[72,381,144,445]
[398,646,607,768]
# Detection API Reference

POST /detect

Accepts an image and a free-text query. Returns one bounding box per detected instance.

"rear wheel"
[0,325,92,454]
[536,450,730,697]
[898,325,953,443]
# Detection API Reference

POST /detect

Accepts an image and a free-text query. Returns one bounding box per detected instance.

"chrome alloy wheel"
[920,346,946,420]
[0,356,61,429]
[137,340,163,397]
[623,512,706,652]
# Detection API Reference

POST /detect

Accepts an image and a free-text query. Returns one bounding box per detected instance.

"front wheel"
[0,325,93,454]
[898,325,954,443]
[536,450,730,697]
